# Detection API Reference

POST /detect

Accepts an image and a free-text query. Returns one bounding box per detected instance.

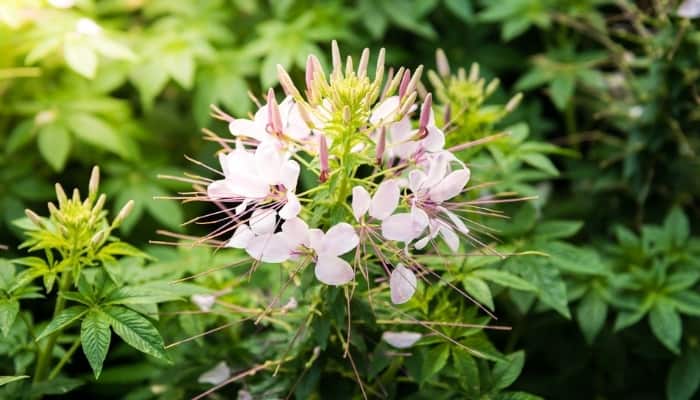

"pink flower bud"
[319,135,329,183]
[444,103,452,126]
[419,93,432,136]
[266,89,283,136]
[376,127,386,164]
[305,55,315,91]
[399,69,411,98]
[436,48,450,77]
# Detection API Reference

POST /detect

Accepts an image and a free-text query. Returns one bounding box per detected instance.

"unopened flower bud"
[277,65,301,98]
[90,230,105,246]
[418,93,432,137]
[92,194,106,216]
[343,106,351,124]
[444,103,452,126]
[357,48,370,78]
[469,63,479,82]
[88,166,100,200]
[397,91,417,116]
[319,135,329,183]
[345,55,354,76]
[486,78,500,96]
[305,55,316,92]
[506,93,523,112]
[374,47,385,85]
[331,40,342,80]
[436,48,450,77]
[376,127,386,164]
[398,69,411,98]
[55,183,68,206]
[25,209,44,228]
[72,188,81,203]
[113,200,134,228]
[48,202,59,218]
[404,65,424,97]
[266,89,283,136]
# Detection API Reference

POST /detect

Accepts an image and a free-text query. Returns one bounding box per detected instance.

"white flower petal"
[352,186,371,221]
[408,169,426,193]
[382,213,417,242]
[207,180,234,200]
[279,192,301,219]
[246,233,290,263]
[439,223,460,252]
[679,0,700,18]
[228,119,267,142]
[369,180,400,220]
[429,168,470,203]
[424,152,449,189]
[198,361,231,385]
[422,125,445,152]
[320,223,359,256]
[191,294,216,312]
[370,96,400,124]
[280,160,300,191]
[255,143,284,185]
[249,209,276,235]
[314,255,354,285]
[442,208,470,235]
[227,225,254,248]
[281,217,310,248]
[381,331,422,349]
[390,264,417,304]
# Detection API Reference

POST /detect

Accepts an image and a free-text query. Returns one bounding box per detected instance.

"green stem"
[48,336,81,380]
[33,271,72,384]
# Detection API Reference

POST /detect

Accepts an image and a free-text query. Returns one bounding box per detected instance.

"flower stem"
[48,336,81,380]
[33,271,72,385]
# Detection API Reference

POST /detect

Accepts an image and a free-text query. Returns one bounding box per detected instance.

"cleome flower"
[173,42,518,306]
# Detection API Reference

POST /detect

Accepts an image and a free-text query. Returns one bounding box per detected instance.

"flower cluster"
[186,42,498,305]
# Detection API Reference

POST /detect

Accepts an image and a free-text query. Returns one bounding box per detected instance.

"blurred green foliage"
[0,0,699,399]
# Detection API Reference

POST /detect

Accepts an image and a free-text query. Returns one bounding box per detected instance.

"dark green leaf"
[649,300,682,354]
[492,350,525,390]
[81,310,111,379]
[0,299,19,336]
[576,290,607,344]
[667,349,700,400]
[37,124,71,172]
[102,306,168,361]
[36,306,88,341]
[0,375,29,386]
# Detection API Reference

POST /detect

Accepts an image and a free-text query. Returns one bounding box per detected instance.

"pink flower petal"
[191,294,216,312]
[314,255,354,285]
[369,179,400,220]
[246,233,290,263]
[281,217,310,248]
[439,223,460,252]
[429,168,470,203]
[381,331,422,349]
[226,225,254,248]
[255,143,284,185]
[370,96,400,124]
[320,223,359,256]
[207,179,234,200]
[279,192,301,220]
[249,209,276,235]
[228,119,266,142]
[352,186,371,221]
[390,264,417,304]
[198,361,231,385]
[441,208,469,235]
[280,160,300,191]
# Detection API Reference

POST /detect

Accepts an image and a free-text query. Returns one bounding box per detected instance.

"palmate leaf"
[101,306,168,361]
[0,375,29,386]
[36,306,88,341]
[0,299,19,336]
[81,310,111,379]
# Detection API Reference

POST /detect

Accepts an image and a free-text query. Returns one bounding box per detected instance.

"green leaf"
[164,52,195,89]
[452,350,480,395]
[665,207,689,245]
[30,377,83,396]
[549,75,575,110]
[66,113,128,158]
[101,306,168,361]
[462,276,494,310]
[444,0,473,22]
[36,306,88,341]
[0,375,29,386]
[532,221,583,240]
[492,350,525,390]
[576,290,607,344]
[649,300,682,354]
[0,299,19,336]
[506,257,570,319]
[145,185,184,230]
[81,310,111,379]
[671,291,700,316]
[541,242,608,275]
[520,153,558,176]
[472,269,536,292]
[37,124,71,172]
[129,62,169,110]
[64,38,98,79]
[667,349,700,400]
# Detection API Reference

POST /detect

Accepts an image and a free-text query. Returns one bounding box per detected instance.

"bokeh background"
[1,0,699,399]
